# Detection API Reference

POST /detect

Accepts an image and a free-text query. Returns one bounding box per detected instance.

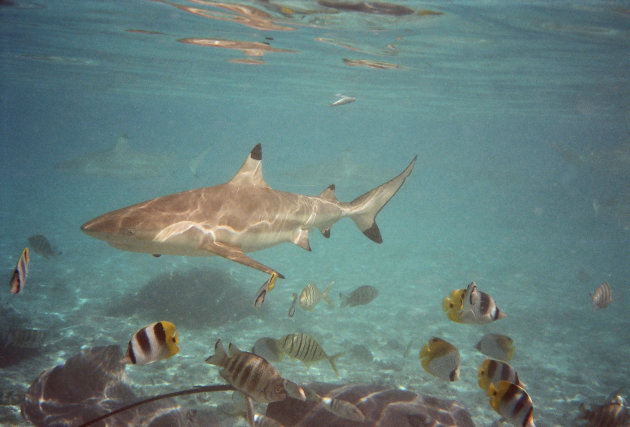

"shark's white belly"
[102,194,346,256]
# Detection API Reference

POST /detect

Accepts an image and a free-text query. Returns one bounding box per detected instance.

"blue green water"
[1,1,629,426]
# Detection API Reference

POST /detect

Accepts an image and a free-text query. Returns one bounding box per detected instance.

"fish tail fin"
[328,352,344,376]
[205,339,227,366]
[339,292,348,308]
[322,281,335,306]
[348,156,416,243]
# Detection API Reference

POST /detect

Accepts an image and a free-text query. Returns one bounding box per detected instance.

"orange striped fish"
[478,359,524,392]
[9,248,29,294]
[487,380,535,427]
[591,282,612,309]
[459,282,506,324]
[122,321,179,365]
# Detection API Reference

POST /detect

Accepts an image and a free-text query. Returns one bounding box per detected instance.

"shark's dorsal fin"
[229,144,269,188]
[318,184,338,202]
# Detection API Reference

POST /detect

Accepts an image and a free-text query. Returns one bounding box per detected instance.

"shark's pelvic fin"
[349,156,417,243]
[291,228,311,251]
[228,143,269,188]
[199,239,285,279]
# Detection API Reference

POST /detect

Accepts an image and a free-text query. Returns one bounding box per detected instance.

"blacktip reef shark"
[81,144,416,287]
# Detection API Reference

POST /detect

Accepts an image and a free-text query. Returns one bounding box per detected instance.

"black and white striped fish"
[122,321,179,365]
[9,248,29,294]
[276,333,343,376]
[339,285,379,308]
[459,282,506,324]
[478,359,524,392]
[591,282,613,309]
[206,339,305,403]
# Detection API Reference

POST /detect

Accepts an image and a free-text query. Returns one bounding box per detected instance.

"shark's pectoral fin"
[291,229,311,251]
[200,240,285,279]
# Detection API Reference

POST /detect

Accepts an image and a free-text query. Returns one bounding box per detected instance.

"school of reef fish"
[6,154,627,426]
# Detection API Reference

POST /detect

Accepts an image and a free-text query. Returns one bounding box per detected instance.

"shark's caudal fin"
[349,156,417,243]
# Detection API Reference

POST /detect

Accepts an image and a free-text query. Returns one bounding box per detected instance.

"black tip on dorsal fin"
[251,144,262,161]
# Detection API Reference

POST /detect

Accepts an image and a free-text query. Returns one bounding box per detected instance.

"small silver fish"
[591,282,612,309]
[330,94,356,107]
[299,282,334,311]
[276,333,343,376]
[288,293,298,317]
[320,396,365,422]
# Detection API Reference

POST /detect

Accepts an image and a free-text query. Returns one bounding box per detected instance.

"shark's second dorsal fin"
[318,184,338,202]
[229,144,269,188]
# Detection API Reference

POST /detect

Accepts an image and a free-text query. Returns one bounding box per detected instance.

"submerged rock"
[266,382,474,426]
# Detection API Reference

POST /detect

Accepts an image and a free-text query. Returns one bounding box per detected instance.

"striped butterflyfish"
[122,321,179,365]
[9,248,29,294]
[276,333,343,376]
[487,380,535,427]
[459,282,506,324]
[478,359,524,392]
[419,337,460,382]
[206,339,304,403]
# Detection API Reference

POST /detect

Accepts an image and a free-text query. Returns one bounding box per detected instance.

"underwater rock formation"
[22,345,190,426]
[107,268,256,329]
[266,382,475,426]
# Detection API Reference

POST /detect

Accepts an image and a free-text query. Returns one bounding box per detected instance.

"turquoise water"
[1,0,629,426]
